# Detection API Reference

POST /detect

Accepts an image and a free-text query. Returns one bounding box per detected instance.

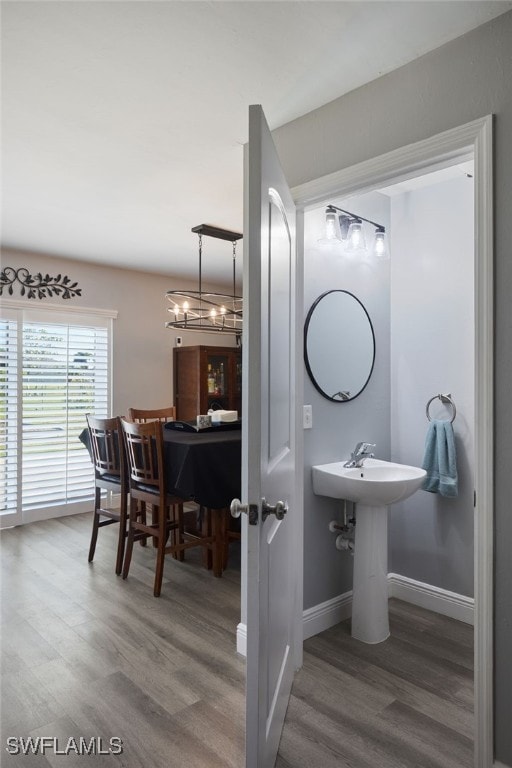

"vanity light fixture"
[166,224,243,340]
[322,205,389,259]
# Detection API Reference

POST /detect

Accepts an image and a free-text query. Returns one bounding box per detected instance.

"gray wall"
[389,175,475,598]
[303,193,391,609]
[274,13,512,763]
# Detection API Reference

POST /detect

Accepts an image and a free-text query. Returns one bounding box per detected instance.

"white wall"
[1,248,237,419]
[389,175,475,598]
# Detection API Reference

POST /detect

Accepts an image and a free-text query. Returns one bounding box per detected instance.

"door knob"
[230,498,288,525]
[261,498,288,521]
[230,499,258,525]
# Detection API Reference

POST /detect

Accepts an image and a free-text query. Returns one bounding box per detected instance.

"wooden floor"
[1,513,473,767]
[1,512,245,767]
[278,601,474,768]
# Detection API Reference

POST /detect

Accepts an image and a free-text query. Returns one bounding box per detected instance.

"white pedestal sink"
[312,458,426,644]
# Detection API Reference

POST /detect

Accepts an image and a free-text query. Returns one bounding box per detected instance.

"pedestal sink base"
[351,503,390,644]
[311,458,427,643]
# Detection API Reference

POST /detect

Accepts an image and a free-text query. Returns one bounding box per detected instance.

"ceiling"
[2,1,511,282]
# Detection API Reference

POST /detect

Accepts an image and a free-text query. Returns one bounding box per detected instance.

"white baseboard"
[23,499,93,525]
[300,573,474,644]
[388,573,474,625]
[303,591,353,640]
[237,573,473,655]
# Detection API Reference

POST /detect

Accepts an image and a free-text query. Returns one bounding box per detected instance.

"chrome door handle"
[230,499,258,525]
[261,498,288,522]
[230,498,288,526]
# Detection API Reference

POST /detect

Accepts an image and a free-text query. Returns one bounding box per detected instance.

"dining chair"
[125,407,176,551]
[120,418,218,596]
[127,406,176,423]
[86,414,128,575]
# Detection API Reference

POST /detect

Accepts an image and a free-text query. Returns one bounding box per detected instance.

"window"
[0,302,115,527]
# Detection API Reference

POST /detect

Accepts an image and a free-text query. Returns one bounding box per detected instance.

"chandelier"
[166,224,243,339]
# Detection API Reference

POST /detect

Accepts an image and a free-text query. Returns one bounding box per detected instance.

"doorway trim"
[291,115,493,768]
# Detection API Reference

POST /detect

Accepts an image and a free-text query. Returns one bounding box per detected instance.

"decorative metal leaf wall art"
[0,267,82,299]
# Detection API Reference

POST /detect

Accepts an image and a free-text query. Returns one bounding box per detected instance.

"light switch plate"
[303,404,313,429]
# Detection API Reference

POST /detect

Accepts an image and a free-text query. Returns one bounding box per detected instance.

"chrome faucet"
[343,442,376,468]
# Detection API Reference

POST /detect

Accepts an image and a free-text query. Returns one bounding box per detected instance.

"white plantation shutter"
[0,303,115,525]
[0,312,20,517]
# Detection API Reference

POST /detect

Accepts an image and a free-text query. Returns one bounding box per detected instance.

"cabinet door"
[173,347,200,421]
[205,351,231,411]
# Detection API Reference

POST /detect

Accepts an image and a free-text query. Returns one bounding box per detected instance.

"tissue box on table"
[208,409,238,423]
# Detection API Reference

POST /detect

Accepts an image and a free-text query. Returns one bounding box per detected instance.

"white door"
[238,104,302,768]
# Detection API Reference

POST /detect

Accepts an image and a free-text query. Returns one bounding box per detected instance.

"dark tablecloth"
[163,429,241,509]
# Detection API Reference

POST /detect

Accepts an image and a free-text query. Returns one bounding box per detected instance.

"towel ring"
[426,393,456,423]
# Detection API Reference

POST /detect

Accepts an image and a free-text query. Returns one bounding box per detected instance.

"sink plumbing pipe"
[336,535,354,553]
[328,500,356,533]
[329,500,355,554]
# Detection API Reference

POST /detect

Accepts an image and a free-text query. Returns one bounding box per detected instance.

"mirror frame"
[304,289,376,403]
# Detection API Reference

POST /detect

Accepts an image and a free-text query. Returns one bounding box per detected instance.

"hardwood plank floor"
[277,600,473,768]
[1,512,473,767]
[1,512,245,767]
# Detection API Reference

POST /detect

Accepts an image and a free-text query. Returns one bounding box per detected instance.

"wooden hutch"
[173,345,242,422]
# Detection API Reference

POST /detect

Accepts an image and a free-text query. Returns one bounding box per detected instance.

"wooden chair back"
[127,406,176,424]
[86,414,125,482]
[121,417,165,496]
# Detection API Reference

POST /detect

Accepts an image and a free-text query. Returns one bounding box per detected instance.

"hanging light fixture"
[319,205,389,259]
[166,224,243,339]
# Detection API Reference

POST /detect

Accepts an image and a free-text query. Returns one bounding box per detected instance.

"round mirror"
[304,290,375,402]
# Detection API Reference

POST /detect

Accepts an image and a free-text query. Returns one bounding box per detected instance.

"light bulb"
[325,211,337,239]
[317,209,342,246]
[220,305,226,315]
[174,304,179,317]
[346,220,367,253]
[350,222,362,247]
[373,228,389,260]
[183,301,189,312]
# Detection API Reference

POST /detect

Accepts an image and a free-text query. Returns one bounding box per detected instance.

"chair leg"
[122,500,136,580]
[153,505,166,597]
[115,492,128,576]
[139,501,147,547]
[176,503,185,562]
[88,488,101,563]
[151,504,159,548]
[212,509,223,578]
[201,507,213,570]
